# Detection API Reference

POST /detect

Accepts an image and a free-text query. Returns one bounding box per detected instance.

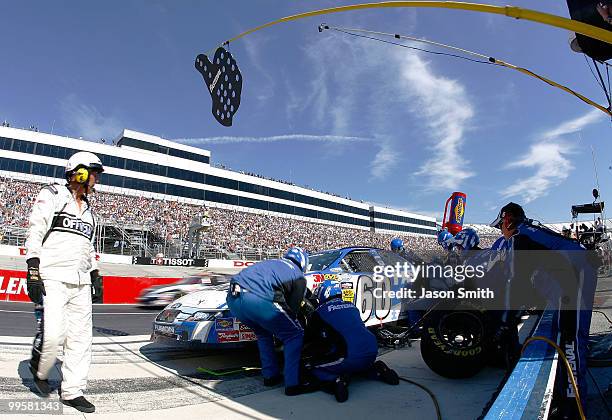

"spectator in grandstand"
[24,152,105,413]
[226,247,318,396]
[490,202,597,417]
[1,177,442,256]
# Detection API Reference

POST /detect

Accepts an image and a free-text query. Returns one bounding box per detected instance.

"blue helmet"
[437,230,455,250]
[314,280,342,303]
[454,228,480,250]
[283,246,309,272]
[390,238,404,251]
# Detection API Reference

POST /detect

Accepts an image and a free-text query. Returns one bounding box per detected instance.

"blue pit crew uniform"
[390,238,423,328]
[226,252,307,389]
[502,221,597,416]
[306,291,378,382]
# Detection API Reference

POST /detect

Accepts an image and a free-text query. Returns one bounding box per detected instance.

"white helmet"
[65,151,104,175]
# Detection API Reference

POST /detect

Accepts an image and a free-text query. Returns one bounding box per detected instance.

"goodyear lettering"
[324,274,338,280]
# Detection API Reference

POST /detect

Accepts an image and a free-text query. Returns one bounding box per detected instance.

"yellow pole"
[221,2,612,47]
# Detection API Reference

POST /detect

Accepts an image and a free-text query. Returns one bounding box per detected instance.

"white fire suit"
[25,184,97,400]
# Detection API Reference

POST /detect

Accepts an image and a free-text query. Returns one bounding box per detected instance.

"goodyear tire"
[420,300,490,379]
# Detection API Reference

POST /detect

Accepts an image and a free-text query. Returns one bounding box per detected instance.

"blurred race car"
[137,274,226,307]
[151,247,418,347]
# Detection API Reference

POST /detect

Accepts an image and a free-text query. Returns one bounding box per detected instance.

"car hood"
[172,285,229,310]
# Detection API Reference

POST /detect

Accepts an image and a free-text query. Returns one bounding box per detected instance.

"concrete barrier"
[484,310,557,419]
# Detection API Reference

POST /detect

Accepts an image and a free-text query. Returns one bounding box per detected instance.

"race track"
[0,275,608,418]
[0,301,160,337]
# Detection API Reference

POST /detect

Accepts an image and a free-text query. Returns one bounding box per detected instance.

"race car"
[151,247,419,347]
[150,273,255,347]
[305,247,418,327]
[137,274,222,307]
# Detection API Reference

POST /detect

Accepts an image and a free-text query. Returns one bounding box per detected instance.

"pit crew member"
[390,238,424,331]
[304,280,399,402]
[490,202,597,417]
[226,247,316,396]
[437,229,455,251]
[453,227,481,253]
[390,238,424,264]
[25,151,104,413]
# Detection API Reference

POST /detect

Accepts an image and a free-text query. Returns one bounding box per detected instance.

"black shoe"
[334,376,349,403]
[284,382,319,396]
[263,374,283,387]
[28,365,51,397]
[374,360,400,385]
[61,396,95,413]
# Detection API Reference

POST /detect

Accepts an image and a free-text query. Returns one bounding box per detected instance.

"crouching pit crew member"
[303,280,399,403]
[26,151,104,413]
[226,247,318,396]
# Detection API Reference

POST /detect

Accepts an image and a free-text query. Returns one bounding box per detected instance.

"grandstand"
[0,126,443,259]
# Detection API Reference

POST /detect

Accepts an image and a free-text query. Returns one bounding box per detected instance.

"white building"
[0,127,437,235]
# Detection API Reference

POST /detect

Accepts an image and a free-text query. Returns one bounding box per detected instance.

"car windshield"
[308,250,342,272]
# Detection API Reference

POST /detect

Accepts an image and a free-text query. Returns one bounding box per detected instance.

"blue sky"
[1,1,611,224]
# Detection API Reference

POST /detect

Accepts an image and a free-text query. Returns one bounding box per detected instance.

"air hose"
[398,376,442,420]
[521,336,585,420]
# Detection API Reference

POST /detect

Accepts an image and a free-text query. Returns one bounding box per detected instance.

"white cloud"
[174,133,372,145]
[297,30,475,189]
[242,35,275,102]
[501,141,575,203]
[540,109,603,141]
[398,53,475,189]
[370,139,398,179]
[60,94,122,141]
[500,110,603,203]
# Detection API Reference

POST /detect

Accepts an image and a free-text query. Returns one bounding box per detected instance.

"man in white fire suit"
[25,151,104,413]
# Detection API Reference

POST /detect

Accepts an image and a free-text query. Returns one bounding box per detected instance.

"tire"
[420,300,490,379]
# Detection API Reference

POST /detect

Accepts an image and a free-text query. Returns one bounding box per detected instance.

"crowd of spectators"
[1,176,500,256]
[202,207,442,254]
[0,177,41,228]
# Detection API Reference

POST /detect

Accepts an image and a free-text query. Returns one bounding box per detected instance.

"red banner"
[0,270,29,302]
[0,270,179,304]
[102,276,179,304]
